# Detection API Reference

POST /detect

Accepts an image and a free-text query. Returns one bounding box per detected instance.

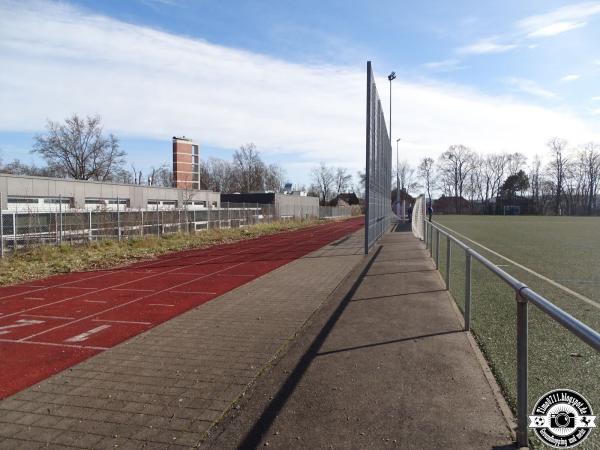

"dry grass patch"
[0,219,332,287]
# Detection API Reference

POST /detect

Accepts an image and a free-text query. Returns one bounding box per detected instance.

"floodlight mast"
[388,71,396,218]
[396,138,401,218]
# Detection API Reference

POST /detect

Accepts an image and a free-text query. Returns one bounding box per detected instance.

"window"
[7,197,38,204]
[44,198,71,204]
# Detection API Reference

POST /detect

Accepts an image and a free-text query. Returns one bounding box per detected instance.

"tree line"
[0,114,286,193]
[411,138,600,215]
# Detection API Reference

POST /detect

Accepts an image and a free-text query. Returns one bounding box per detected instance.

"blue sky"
[1,0,600,187]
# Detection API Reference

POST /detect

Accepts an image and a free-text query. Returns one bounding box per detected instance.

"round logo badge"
[529,389,596,448]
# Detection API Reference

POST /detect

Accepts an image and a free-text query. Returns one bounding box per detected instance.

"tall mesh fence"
[364,61,392,254]
[0,201,357,257]
[411,194,426,240]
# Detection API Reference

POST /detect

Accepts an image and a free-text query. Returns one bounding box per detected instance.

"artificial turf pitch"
[434,215,600,447]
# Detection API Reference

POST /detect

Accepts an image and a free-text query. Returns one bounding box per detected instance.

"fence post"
[88,211,92,241]
[59,194,63,244]
[156,203,160,237]
[141,210,144,236]
[13,212,17,251]
[516,291,529,449]
[445,236,451,289]
[207,201,211,229]
[435,229,440,269]
[464,252,472,331]
[0,192,3,258]
[117,196,121,242]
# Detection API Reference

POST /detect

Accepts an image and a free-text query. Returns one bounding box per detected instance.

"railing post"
[88,211,92,242]
[435,229,440,269]
[141,210,144,236]
[464,251,472,331]
[516,291,529,449]
[445,236,451,289]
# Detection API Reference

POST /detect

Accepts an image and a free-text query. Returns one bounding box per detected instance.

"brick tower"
[172,137,199,189]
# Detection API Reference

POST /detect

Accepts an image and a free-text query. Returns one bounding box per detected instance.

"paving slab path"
[205,227,516,450]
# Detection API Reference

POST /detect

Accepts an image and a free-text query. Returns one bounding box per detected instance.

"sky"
[1,0,600,187]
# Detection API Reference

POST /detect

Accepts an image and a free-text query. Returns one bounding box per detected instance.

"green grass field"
[433,215,600,449]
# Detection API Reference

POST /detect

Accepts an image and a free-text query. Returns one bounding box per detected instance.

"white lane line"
[65,325,112,343]
[112,288,156,292]
[435,222,600,310]
[83,300,107,304]
[24,297,45,301]
[0,338,108,350]
[168,290,216,295]
[0,319,45,335]
[148,304,174,307]
[60,286,98,290]
[22,314,75,320]
[92,319,152,325]
[218,274,254,277]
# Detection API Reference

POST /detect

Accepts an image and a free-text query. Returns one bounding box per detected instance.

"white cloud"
[592,96,600,101]
[457,3,600,59]
[505,78,558,100]
[560,74,581,82]
[457,39,517,55]
[526,21,586,38]
[421,59,464,72]
[1,0,599,180]
[518,2,600,37]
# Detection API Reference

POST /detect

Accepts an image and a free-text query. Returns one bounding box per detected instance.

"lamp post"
[396,138,401,218]
[387,71,396,141]
[388,71,396,219]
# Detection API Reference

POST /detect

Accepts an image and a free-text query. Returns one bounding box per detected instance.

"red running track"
[0,218,363,399]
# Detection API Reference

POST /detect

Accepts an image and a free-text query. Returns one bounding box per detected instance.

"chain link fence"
[0,198,356,257]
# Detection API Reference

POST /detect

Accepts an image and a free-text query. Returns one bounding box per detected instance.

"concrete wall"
[0,173,220,210]
[274,193,319,217]
[220,193,319,218]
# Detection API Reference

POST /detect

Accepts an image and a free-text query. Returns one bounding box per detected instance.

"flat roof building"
[0,173,219,212]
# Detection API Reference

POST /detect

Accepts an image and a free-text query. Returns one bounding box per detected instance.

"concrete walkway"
[205,228,516,449]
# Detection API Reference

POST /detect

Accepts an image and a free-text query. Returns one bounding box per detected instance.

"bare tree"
[529,155,543,214]
[418,157,436,204]
[0,159,65,178]
[397,161,418,194]
[507,152,527,175]
[547,137,568,215]
[264,164,285,192]
[579,143,600,215]
[437,145,475,214]
[311,163,335,205]
[147,164,173,187]
[334,167,352,195]
[33,114,126,180]
[232,143,266,192]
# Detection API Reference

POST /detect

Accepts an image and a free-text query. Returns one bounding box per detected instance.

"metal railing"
[424,220,600,448]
